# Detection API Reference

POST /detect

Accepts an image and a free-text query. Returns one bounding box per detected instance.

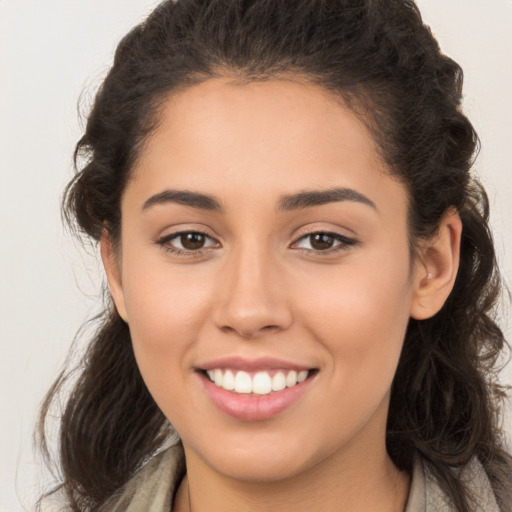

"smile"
[205,368,309,395]
[198,362,317,421]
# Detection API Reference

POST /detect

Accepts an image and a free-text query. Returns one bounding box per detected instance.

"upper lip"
[197,356,315,372]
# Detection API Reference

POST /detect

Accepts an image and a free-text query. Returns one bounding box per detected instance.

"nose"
[212,245,293,339]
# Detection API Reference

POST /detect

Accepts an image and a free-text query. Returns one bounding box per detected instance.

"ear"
[410,209,462,320]
[100,231,128,322]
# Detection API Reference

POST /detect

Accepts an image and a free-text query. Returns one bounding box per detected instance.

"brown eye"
[309,233,336,250]
[293,231,357,254]
[157,230,219,255]
[180,232,207,250]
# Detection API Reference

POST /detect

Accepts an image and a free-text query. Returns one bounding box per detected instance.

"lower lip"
[199,372,315,421]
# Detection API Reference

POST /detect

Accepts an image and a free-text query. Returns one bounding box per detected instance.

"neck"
[174,431,410,512]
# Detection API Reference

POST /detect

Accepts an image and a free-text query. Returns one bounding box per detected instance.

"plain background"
[1,1,511,511]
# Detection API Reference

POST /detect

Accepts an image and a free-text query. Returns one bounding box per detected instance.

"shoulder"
[98,443,185,512]
[98,445,510,512]
[407,453,505,512]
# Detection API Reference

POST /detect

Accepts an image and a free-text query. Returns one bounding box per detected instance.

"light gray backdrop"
[1,1,511,511]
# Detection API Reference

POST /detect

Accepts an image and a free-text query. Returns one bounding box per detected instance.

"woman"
[38,0,512,510]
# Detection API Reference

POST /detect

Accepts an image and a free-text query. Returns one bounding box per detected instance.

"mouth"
[202,368,313,395]
[196,362,318,421]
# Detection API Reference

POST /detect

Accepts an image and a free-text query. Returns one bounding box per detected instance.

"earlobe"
[100,232,128,323]
[410,209,462,320]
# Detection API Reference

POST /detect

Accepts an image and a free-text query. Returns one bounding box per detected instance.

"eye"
[156,231,219,254]
[292,232,357,253]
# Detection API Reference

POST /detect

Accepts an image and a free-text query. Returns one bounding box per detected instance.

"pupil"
[311,233,334,250]
[181,233,205,250]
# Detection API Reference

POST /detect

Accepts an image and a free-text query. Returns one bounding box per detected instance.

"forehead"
[127,78,407,219]
[143,77,383,169]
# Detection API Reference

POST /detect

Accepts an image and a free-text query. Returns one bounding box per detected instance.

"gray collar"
[405,453,500,511]
[103,444,500,512]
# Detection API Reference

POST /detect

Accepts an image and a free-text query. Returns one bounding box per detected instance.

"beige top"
[102,443,500,511]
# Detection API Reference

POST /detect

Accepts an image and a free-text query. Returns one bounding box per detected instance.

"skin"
[102,78,461,512]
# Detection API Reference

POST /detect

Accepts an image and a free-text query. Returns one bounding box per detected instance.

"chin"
[207,451,314,483]
[183,426,340,484]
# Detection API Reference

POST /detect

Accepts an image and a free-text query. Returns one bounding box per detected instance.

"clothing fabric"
[405,452,500,511]
[102,443,500,511]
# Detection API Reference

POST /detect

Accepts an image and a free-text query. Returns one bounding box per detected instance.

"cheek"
[295,246,413,390]
[119,251,217,404]
[119,259,218,425]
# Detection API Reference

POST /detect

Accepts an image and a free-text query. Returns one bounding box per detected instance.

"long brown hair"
[38,1,511,510]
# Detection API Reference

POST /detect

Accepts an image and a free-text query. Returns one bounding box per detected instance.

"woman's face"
[107,78,423,482]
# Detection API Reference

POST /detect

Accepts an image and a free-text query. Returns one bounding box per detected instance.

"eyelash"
[155,230,358,257]
[293,232,358,254]
[156,231,219,257]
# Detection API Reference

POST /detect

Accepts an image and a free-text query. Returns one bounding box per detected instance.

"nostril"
[261,324,281,332]
[220,323,282,339]
[212,291,294,338]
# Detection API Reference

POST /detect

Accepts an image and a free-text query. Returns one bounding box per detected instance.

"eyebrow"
[277,187,377,212]
[142,187,377,213]
[142,189,223,212]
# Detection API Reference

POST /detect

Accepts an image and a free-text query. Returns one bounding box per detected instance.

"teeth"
[223,370,235,390]
[286,370,297,387]
[205,368,310,395]
[252,372,272,394]
[297,370,308,382]
[271,371,286,391]
[234,371,252,393]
